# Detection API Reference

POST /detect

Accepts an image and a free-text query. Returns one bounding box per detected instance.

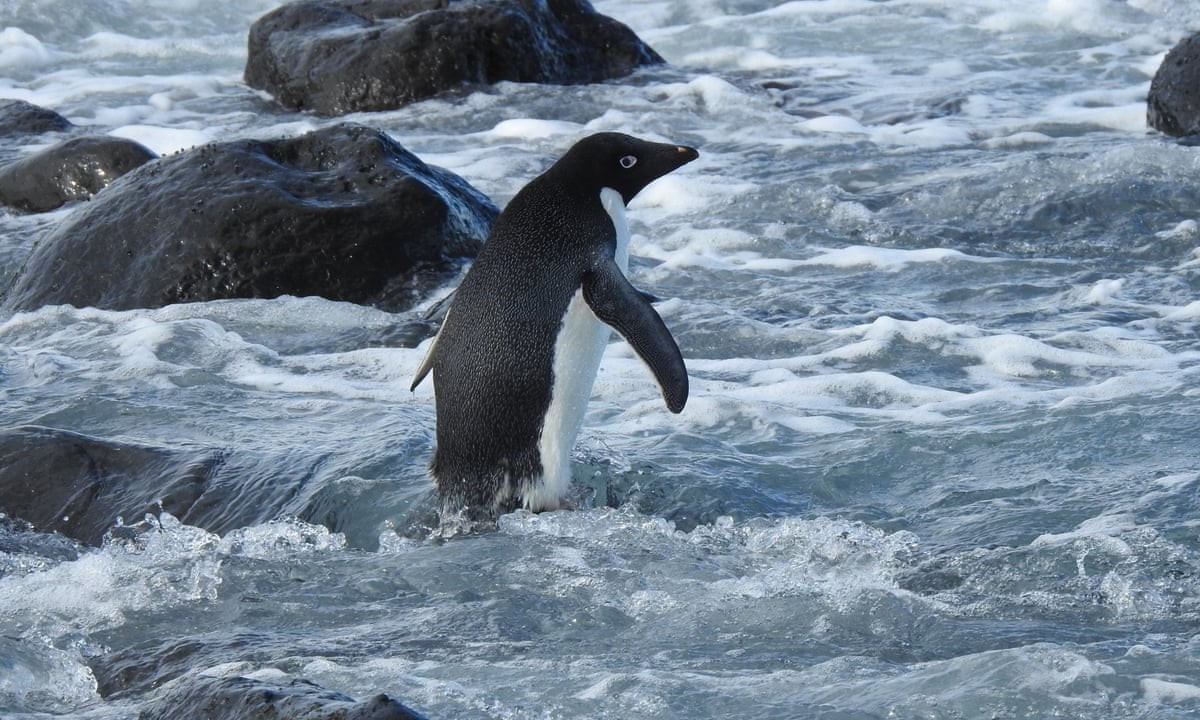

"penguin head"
[554,132,699,205]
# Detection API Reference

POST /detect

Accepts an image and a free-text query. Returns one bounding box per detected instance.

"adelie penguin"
[411,132,698,520]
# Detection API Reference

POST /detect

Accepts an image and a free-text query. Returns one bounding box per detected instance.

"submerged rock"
[1148,33,1200,137]
[1,124,496,312]
[0,99,72,136]
[0,426,221,546]
[245,0,663,115]
[138,675,428,720]
[0,136,157,213]
[0,426,336,547]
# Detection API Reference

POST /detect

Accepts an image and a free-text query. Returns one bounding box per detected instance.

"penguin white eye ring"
[410,132,699,523]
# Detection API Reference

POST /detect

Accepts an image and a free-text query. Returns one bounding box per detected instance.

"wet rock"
[0,136,157,213]
[0,426,220,546]
[1,124,496,312]
[1148,33,1200,137]
[0,426,329,546]
[0,99,72,136]
[138,675,428,720]
[245,0,663,115]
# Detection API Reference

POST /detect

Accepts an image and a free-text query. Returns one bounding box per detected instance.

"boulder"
[138,676,428,720]
[244,0,663,115]
[0,136,157,213]
[0,99,72,136]
[0,424,437,549]
[1149,32,1200,137]
[0,425,222,546]
[1,124,496,312]
[0,425,327,547]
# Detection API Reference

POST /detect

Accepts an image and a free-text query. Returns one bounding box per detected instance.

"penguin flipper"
[582,262,688,413]
[410,307,449,391]
[410,346,434,391]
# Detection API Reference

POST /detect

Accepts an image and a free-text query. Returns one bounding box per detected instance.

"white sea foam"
[978,0,1132,35]
[799,644,1119,715]
[1162,301,1200,321]
[631,171,752,216]
[108,123,212,154]
[0,303,427,401]
[0,513,223,636]
[499,509,920,611]
[0,515,360,713]
[79,31,225,60]
[1142,678,1200,705]
[798,245,994,270]
[487,117,582,140]
[0,26,55,70]
[590,298,1200,448]
[636,225,792,270]
[1031,513,1140,549]
[1079,277,1124,305]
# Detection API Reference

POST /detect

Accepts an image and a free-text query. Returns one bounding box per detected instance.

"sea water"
[2,0,1200,717]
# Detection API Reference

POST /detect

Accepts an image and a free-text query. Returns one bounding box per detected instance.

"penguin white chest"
[526,188,629,510]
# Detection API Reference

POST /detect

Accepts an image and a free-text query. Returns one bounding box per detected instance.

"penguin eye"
[619,155,638,169]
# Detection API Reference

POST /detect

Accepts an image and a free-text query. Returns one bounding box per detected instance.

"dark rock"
[0,99,73,136]
[0,136,157,213]
[245,0,663,115]
[0,425,332,546]
[1149,33,1200,137]
[0,426,220,546]
[1,124,496,313]
[139,675,428,720]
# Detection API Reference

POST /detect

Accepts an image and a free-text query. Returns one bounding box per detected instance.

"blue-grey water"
[3,0,1200,717]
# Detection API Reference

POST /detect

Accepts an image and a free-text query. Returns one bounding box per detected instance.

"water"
[2,0,1200,717]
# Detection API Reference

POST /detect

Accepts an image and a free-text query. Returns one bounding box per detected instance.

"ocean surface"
[3,0,1200,717]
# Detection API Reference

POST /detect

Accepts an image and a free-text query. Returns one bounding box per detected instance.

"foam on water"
[0,512,350,713]
[0,27,55,71]
[108,123,213,155]
[1143,679,1200,706]
[84,504,1184,719]
[0,303,426,400]
[588,302,1200,447]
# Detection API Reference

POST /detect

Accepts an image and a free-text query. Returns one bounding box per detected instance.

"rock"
[0,425,220,546]
[1149,33,1200,137]
[0,425,337,546]
[245,0,663,115]
[138,675,429,720]
[0,99,73,136]
[0,136,157,213]
[1,124,496,313]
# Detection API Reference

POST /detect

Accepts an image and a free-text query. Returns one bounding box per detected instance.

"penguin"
[411,132,698,520]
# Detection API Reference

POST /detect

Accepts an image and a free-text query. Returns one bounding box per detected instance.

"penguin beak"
[676,146,699,162]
